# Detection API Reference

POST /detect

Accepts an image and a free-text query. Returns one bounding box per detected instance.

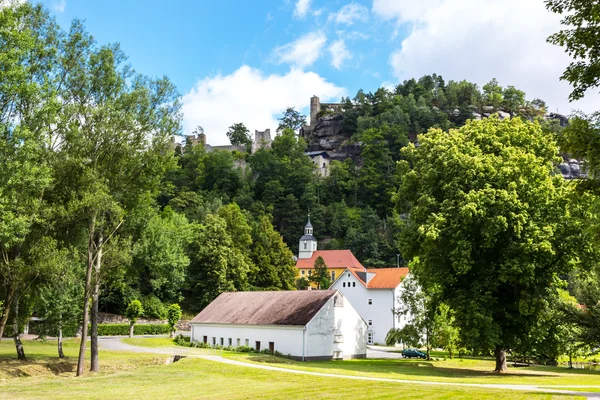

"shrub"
[167,304,182,337]
[62,323,170,337]
[141,296,167,319]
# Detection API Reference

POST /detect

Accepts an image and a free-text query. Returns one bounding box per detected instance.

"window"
[220,337,224,346]
[367,333,374,344]
[255,341,261,351]
[228,338,232,346]
[203,336,207,343]
[343,282,346,287]
[352,282,356,287]
[347,273,350,277]
[368,298,373,305]
[368,320,373,326]
[301,270,305,275]
[237,338,241,347]
[308,270,312,276]
[334,294,344,307]
[269,342,275,353]
[245,339,249,347]
[304,241,307,249]
[322,162,326,168]
[334,335,343,343]
[212,337,216,345]
[331,271,335,281]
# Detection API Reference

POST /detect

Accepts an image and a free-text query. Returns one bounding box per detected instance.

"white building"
[305,151,330,177]
[330,267,410,345]
[190,290,367,360]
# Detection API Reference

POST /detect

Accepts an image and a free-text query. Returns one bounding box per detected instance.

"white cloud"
[52,0,66,13]
[294,0,311,19]
[271,31,327,69]
[378,0,599,114]
[330,2,369,25]
[329,39,352,69]
[181,66,346,145]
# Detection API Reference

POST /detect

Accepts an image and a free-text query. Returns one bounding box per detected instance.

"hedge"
[61,323,170,337]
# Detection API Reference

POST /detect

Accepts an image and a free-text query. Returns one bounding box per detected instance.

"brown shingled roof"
[296,250,365,270]
[191,291,337,326]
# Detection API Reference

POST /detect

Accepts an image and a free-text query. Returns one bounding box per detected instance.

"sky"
[37,0,600,145]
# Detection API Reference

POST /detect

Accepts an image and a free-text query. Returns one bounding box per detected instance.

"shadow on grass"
[243,355,562,380]
[0,357,75,378]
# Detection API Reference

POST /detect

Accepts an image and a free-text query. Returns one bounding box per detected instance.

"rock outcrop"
[302,114,360,161]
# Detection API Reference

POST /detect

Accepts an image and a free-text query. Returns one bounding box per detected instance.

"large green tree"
[226,123,252,146]
[396,116,580,371]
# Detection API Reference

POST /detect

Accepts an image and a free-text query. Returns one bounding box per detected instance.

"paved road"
[99,338,600,399]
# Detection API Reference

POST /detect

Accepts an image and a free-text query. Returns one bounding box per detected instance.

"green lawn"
[0,351,583,399]
[0,338,164,379]
[120,337,178,348]
[225,353,600,387]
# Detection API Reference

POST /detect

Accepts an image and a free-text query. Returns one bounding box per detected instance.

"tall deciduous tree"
[277,107,307,133]
[309,256,330,290]
[49,21,181,375]
[226,123,252,146]
[0,3,57,342]
[396,116,580,372]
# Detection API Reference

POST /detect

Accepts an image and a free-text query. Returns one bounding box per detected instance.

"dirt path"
[100,338,600,399]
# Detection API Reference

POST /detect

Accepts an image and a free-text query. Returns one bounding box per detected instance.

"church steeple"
[298,215,318,259]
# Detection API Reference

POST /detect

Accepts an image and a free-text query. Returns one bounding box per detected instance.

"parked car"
[401,348,426,359]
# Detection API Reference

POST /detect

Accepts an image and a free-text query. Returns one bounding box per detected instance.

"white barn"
[190,290,367,360]
[330,268,410,345]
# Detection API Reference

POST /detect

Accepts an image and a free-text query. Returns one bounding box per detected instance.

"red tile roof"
[365,268,410,289]
[296,250,365,270]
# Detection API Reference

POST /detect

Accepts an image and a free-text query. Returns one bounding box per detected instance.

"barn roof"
[339,267,410,289]
[296,250,365,270]
[191,290,337,326]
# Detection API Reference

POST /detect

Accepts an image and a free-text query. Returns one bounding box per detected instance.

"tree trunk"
[58,325,64,359]
[494,346,508,372]
[568,354,573,369]
[77,216,96,377]
[0,287,15,341]
[129,322,134,338]
[90,235,103,373]
[13,300,25,361]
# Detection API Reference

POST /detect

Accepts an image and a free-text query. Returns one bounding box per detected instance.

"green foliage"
[309,256,331,289]
[61,324,171,337]
[396,116,581,365]
[432,304,460,359]
[167,304,182,334]
[295,277,310,290]
[277,107,307,133]
[125,300,144,324]
[226,123,252,146]
[546,0,600,101]
[140,295,167,319]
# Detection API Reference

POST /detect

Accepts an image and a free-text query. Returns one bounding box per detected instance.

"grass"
[225,353,600,387]
[0,338,165,379]
[0,350,584,399]
[120,337,178,348]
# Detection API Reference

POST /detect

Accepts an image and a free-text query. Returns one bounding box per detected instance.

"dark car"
[401,348,426,359]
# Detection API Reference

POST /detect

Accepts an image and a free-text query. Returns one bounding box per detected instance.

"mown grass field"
[229,353,600,387]
[0,339,595,399]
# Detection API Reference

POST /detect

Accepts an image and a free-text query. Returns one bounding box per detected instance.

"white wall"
[305,293,367,359]
[331,271,399,345]
[191,324,304,357]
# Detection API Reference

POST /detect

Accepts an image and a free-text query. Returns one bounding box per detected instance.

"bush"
[62,323,170,337]
[141,296,167,319]
[167,304,182,336]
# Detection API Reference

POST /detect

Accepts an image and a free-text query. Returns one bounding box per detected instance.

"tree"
[482,78,503,109]
[295,277,310,290]
[546,0,600,101]
[226,123,252,146]
[47,20,181,376]
[167,304,182,338]
[0,2,56,343]
[432,303,460,359]
[125,300,144,338]
[277,107,307,133]
[396,116,580,372]
[309,256,331,290]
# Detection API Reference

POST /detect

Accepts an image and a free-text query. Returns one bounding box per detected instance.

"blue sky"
[40,0,599,145]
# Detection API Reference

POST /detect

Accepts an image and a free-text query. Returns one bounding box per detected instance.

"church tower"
[298,216,318,259]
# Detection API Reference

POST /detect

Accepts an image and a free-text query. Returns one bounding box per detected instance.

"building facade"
[330,267,410,345]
